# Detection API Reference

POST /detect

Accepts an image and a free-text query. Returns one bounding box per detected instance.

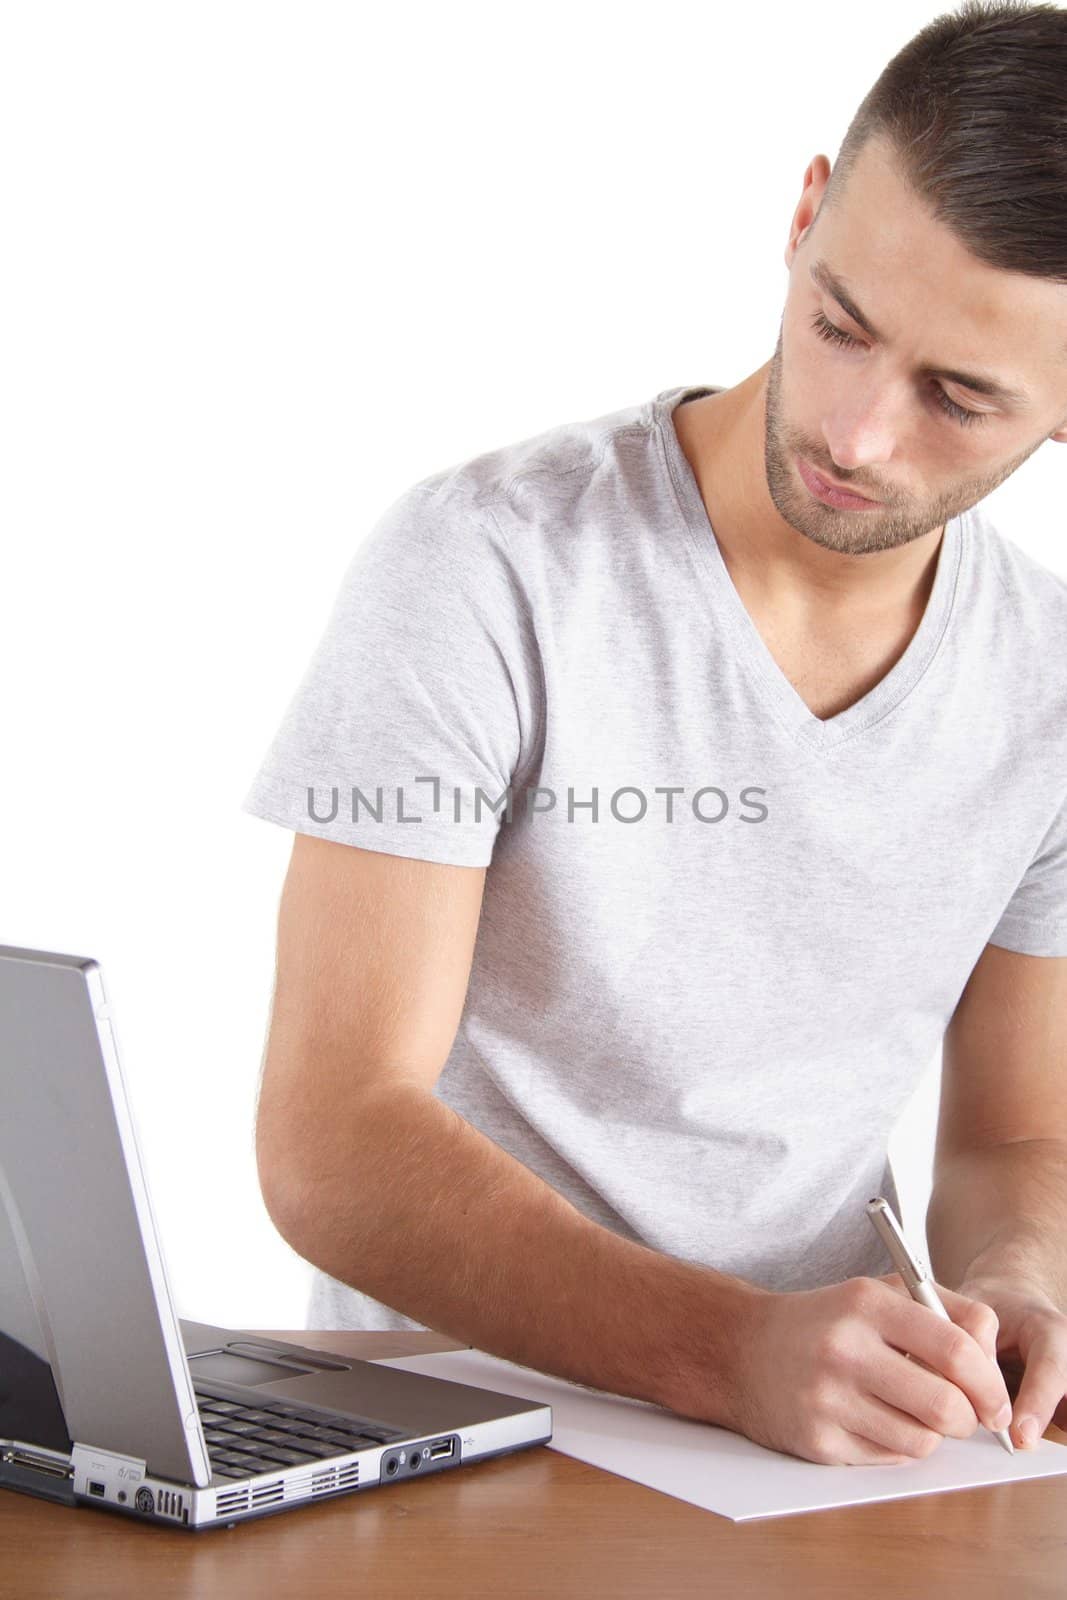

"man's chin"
[772,489,899,555]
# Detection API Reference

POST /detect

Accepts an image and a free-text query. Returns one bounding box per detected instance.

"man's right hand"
[699,1270,1014,1465]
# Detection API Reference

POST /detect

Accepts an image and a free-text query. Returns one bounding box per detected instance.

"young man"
[244,0,1067,1466]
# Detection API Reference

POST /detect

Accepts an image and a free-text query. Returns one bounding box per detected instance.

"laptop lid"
[0,945,212,1488]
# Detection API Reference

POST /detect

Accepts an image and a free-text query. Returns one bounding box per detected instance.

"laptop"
[0,944,552,1530]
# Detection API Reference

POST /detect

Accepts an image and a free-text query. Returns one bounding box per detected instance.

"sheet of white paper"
[372,1346,1067,1521]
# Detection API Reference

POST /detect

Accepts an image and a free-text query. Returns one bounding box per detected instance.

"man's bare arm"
[254,833,767,1423]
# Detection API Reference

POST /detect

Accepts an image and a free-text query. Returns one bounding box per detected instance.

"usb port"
[429,1439,454,1461]
[88,1481,106,1498]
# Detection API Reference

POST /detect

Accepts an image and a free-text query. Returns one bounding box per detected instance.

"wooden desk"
[2,1329,1065,1598]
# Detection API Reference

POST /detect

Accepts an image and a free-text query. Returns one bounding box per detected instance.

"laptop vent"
[213,1461,361,1519]
[156,1488,187,1523]
[312,1462,360,1496]
[215,1486,250,1516]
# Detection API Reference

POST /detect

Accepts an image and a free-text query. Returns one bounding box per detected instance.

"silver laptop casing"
[0,945,551,1529]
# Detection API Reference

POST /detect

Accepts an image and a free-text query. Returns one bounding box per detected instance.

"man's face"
[766,134,1067,556]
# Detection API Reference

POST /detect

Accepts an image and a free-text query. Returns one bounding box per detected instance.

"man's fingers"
[1009,1330,1067,1449]
[878,1273,1000,1365]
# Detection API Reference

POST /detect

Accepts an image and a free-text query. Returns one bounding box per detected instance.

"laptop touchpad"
[187,1350,315,1385]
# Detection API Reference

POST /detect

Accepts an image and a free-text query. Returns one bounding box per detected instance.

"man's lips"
[796,454,883,509]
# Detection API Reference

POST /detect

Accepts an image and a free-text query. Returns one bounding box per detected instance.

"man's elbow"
[254,1095,379,1269]
[256,1128,300,1241]
[254,1099,322,1251]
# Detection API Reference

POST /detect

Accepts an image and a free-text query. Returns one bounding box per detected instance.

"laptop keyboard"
[193,1384,406,1480]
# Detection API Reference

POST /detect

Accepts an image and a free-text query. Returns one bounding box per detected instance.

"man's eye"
[810,310,859,351]
[807,310,988,429]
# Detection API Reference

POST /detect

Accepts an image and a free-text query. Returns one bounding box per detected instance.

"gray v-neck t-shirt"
[242,384,1067,1331]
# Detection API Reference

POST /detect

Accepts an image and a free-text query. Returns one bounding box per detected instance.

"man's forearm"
[925,1139,1067,1307]
[264,1083,768,1422]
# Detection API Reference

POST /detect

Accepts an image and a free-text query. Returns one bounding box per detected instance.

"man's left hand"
[957,1275,1067,1448]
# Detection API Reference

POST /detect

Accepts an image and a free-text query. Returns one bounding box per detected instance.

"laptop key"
[319,1428,373,1447]
[228,1453,275,1473]
[326,1417,385,1435]
[255,1446,315,1466]
[286,1439,348,1458]
[302,1433,364,1459]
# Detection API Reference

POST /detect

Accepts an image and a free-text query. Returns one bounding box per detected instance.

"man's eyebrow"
[808,258,1030,410]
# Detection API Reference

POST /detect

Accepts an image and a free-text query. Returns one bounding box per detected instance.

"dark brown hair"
[819,0,1067,283]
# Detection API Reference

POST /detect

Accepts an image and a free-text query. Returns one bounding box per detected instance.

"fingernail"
[994,1402,1012,1429]
[1017,1415,1038,1447]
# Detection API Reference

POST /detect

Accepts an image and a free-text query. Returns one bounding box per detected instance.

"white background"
[4,2,1064,1332]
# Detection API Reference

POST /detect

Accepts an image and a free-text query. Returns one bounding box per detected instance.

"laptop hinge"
[71,1441,148,1498]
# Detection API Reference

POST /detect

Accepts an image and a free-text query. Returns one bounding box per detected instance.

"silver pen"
[865,1196,1014,1455]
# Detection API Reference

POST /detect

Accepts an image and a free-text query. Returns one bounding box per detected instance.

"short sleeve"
[241,482,540,867]
[988,785,1067,956]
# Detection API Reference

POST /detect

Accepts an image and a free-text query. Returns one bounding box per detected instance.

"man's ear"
[784,219,813,273]
[783,155,831,272]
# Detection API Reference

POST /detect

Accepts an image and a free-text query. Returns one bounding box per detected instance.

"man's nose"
[821,377,903,470]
